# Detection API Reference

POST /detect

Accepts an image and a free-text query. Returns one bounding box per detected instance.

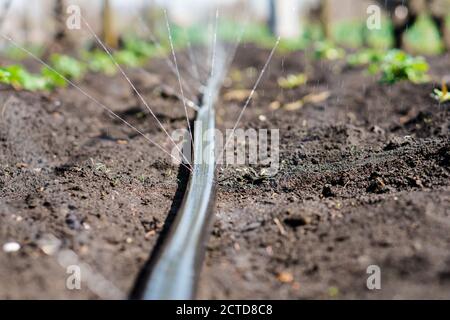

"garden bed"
[0,45,449,299]
[0,62,190,299]
[200,45,450,299]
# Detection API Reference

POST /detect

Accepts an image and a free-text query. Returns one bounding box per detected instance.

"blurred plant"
[0,68,11,83]
[431,81,450,103]
[82,50,117,75]
[313,41,345,60]
[377,50,430,84]
[278,73,307,89]
[404,15,443,55]
[157,24,205,50]
[112,37,161,67]
[277,38,307,52]
[123,37,159,59]
[238,23,275,48]
[0,35,165,92]
[0,65,62,91]
[218,18,328,53]
[113,50,142,67]
[332,21,364,48]
[41,67,68,89]
[331,19,394,50]
[49,54,86,80]
[365,18,394,50]
[3,45,44,61]
[347,48,383,67]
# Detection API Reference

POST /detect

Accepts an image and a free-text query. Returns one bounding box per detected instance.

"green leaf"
[431,88,450,103]
[347,49,383,67]
[278,73,308,89]
[378,50,430,84]
[82,50,117,75]
[123,37,158,59]
[41,67,68,89]
[113,50,142,67]
[50,54,86,80]
[0,64,67,91]
[2,65,46,91]
[0,68,12,84]
[313,41,345,60]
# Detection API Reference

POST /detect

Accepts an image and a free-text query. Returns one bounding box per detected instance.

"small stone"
[384,136,412,151]
[347,112,357,123]
[37,234,61,256]
[277,271,294,283]
[15,162,28,169]
[3,242,21,253]
[416,179,424,188]
[126,237,133,244]
[79,245,89,255]
[412,178,424,188]
[269,101,281,110]
[371,125,385,135]
[258,115,267,122]
[357,255,371,266]
[145,230,156,239]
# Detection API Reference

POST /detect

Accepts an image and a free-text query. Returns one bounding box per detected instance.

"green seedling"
[41,67,68,89]
[431,81,450,103]
[0,68,11,84]
[278,73,307,89]
[49,54,86,80]
[3,45,44,61]
[0,37,162,92]
[347,48,383,67]
[82,50,117,75]
[0,64,67,91]
[0,65,47,91]
[123,37,158,59]
[313,41,345,60]
[277,38,308,53]
[113,50,142,67]
[378,50,429,84]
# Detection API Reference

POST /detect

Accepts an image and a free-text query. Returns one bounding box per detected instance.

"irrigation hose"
[139,48,227,300]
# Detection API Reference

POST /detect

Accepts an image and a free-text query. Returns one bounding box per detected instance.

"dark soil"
[1,45,449,299]
[0,64,192,299]
[198,45,450,299]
